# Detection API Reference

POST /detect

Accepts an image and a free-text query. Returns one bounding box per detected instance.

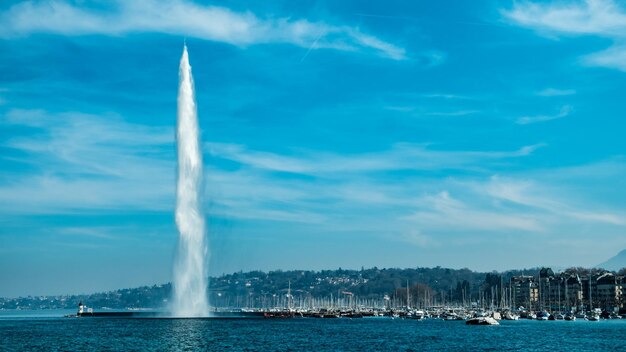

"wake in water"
[171,45,209,317]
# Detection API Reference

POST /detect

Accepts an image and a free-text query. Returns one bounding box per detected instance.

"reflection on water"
[1,317,625,351]
[168,318,210,350]
[0,309,77,319]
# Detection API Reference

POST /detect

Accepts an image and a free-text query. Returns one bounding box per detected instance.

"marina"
[62,301,626,322]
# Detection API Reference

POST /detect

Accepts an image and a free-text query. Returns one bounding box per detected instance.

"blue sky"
[1,0,625,297]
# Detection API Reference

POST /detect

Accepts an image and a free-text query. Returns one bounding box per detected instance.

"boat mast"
[500,275,505,310]
[547,280,551,313]
[563,277,572,312]
[589,270,593,313]
[406,280,410,310]
[417,284,420,309]
[557,280,561,313]
[287,280,292,311]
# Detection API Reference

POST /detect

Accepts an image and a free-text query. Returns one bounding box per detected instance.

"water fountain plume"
[171,44,209,317]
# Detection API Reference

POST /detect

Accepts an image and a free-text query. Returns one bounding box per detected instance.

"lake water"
[1,313,625,351]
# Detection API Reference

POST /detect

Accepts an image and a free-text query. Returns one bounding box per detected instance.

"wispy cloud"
[420,93,473,100]
[584,44,626,71]
[206,142,544,175]
[425,110,479,117]
[0,0,406,60]
[503,0,626,71]
[536,88,576,97]
[381,92,480,117]
[405,190,544,232]
[399,230,438,248]
[206,142,625,242]
[57,227,119,240]
[1,109,175,213]
[2,109,624,252]
[516,105,572,125]
[503,0,626,36]
[482,175,625,226]
[401,173,625,241]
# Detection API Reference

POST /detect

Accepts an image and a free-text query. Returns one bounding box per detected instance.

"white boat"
[442,312,464,321]
[587,314,600,321]
[502,311,519,320]
[466,317,499,325]
[564,313,576,321]
[408,310,426,320]
[536,311,550,320]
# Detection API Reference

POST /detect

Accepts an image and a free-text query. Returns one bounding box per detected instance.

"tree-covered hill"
[3,265,620,310]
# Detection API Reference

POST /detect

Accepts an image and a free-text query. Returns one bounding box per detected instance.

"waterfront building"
[531,268,624,312]
[510,276,538,310]
[538,268,552,309]
[621,276,626,309]
[563,274,583,310]
[541,273,583,312]
[595,273,622,311]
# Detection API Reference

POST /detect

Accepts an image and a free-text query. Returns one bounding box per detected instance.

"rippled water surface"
[1,314,625,351]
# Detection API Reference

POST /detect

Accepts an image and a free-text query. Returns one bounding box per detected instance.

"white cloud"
[399,230,438,248]
[420,93,471,100]
[516,105,572,125]
[483,176,625,226]
[1,109,175,213]
[205,141,626,243]
[0,0,406,60]
[2,109,624,252]
[583,44,626,71]
[206,142,544,175]
[504,0,626,36]
[405,190,544,233]
[57,226,123,240]
[425,110,479,117]
[503,0,626,72]
[400,173,625,240]
[0,109,329,223]
[536,88,576,97]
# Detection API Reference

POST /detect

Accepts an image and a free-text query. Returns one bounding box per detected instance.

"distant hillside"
[3,265,618,310]
[598,249,626,271]
[0,267,527,310]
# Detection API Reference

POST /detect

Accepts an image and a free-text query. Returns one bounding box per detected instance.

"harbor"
[9,265,624,323]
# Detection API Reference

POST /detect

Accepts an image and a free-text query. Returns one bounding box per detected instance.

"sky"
[0,0,625,297]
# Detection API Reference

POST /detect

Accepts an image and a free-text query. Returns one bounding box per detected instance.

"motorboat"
[536,311,550,320]
[502,311,519,320]
[587,313,600,321]
[466,317,499,325]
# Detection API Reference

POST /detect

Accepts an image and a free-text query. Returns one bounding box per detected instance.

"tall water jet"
[171,44,209,317]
